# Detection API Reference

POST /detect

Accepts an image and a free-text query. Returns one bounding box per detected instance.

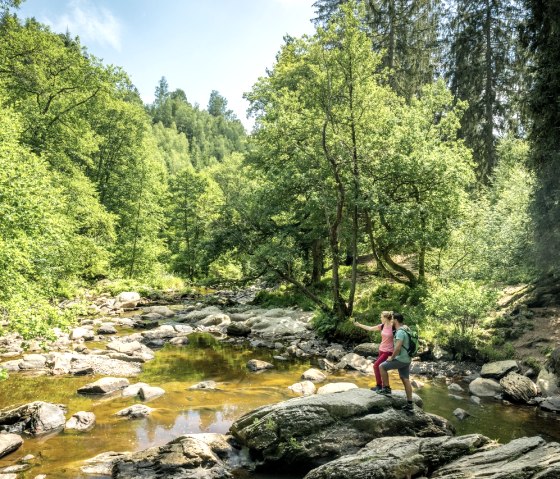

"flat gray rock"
[247,359,274,371]
[122,382,150,397]
[116,404,153,419]
[540,395,560,413]
[0,434,23,459]
[138,386,165,401]
[78,377,130,395]
[432,436,560,478]
[469,377,503,397]
[304,434,489,479]
[188,381,218,390]
[480,360,519,380]
[288,381,316,396]
[353,343,380,357]
[301,368,327,383]
[81,451,129,475]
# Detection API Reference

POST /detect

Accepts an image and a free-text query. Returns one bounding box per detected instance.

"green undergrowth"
[93,275,198,300]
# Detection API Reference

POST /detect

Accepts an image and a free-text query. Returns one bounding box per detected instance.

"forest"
[0,0,559,362]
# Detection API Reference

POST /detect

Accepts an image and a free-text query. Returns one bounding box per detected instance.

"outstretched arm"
[350,319,378,332]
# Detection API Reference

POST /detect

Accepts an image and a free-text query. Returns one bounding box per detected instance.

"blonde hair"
[381,311,393,320]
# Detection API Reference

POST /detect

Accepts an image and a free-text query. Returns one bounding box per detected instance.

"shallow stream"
[1,329,559,478]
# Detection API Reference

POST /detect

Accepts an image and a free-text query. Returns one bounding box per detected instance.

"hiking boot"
[371,385,382,393]
[379,387,392,396]
[402,402,414,414]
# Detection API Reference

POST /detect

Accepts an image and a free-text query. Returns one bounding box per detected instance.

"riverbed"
[0,326,559,478]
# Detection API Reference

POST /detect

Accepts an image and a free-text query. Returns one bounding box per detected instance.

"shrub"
[425,280,497,336]
[312,311,338,338]
[424,280,497,360]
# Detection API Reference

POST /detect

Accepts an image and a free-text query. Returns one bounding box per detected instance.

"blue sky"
[17,0,317,129]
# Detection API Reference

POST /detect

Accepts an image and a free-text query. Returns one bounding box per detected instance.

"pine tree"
[522,0,560,274]
[446,0,524,180]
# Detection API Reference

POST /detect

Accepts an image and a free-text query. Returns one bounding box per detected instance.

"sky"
[16,0,317,129]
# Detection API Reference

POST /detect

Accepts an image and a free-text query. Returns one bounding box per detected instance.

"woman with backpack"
[351,311,395,392]
[379,312,414,413]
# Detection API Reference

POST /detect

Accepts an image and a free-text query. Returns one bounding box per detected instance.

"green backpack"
[402,326,419,356]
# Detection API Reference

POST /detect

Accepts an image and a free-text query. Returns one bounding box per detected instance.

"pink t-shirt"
[376,324,394,353]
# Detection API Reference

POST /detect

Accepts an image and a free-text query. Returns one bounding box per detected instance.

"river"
[0,326,559,478]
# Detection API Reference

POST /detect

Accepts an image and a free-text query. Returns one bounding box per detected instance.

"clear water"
[0,332,558,478]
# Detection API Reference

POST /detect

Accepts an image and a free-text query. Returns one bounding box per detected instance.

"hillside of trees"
[0,0,558,360]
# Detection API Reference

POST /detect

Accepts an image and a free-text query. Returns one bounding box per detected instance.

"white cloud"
[45,0,122,51]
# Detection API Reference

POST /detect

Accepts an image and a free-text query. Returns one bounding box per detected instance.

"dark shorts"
[380,359,411,379]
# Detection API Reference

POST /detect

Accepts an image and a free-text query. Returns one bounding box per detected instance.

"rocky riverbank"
[1,290,559,477]
[81,389,560,479]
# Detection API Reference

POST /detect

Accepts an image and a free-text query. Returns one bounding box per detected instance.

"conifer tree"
[522,0,560,274]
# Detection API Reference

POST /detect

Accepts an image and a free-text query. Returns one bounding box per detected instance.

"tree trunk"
[322,122,349,322]
[311,238,324,285]
[484,0,495,179]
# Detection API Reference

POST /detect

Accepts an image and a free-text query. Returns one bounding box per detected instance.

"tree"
[364,0,443,100]
[364,81,474,286]
[521,0,560,275]
[446,0,524,180]
[247,3,401,320]
[314,0,443,101]
[148,86,246,166]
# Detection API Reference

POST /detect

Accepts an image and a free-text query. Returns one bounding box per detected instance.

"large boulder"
[537,368,560,397]
[179,306,224,323]
[230,388,452,469]
[432,436,560,478]
[480,360,519,380]
[77,377,129,395]
[18,354,47,370]
[353,343,380,358]
[138,385,165,401]
[500,373,538,403]
[226,322,251,337]
[0,434,23,459]
[81,451,129,476]
[540,396,560,413]
[114,292,141,309]
[304,435,560,479]
[304,434,490,479]
[111,434,244,479]
[301,368,327,383]
[141,326,178,342]
[70,327,95,341]
[288,381,316,396]
[469,377,504,397]
[548,347,560,376]
[336,353,373,374]
[0,402,66,436]
[245,310,313,340]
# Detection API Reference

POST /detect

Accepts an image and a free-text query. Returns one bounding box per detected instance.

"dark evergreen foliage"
[522,0,560,274]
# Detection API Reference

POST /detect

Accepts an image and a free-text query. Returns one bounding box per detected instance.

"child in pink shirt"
[351,311,394,391]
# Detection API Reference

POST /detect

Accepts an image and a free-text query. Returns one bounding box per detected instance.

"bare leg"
[380,363,390,388]
[402,378,412,401]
